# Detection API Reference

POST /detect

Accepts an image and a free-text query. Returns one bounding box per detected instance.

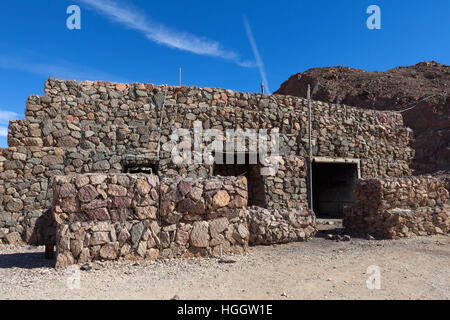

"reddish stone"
[108,184,127,197]
[81,199,107,210]
[188,187,203,201]
[110,208,131,221]
[190,221,210,248]
[61,197,79,213]
[116,83,127,91]
[135,179,151,195]
[160,201,175,216]
[177,181,192,196]
[79,185,99,202]
[42,155,64,165]
[177,198,196,213]
[57,136,79,148]
[59,183,77,198]
[87,207,109,220]
[112,196,132,208]
[135,206,157,219]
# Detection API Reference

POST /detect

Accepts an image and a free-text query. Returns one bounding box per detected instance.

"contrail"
[78,0,254,67]
[243,15,270,93]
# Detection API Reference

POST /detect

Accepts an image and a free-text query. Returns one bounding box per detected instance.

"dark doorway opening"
[122,156,159,174]
[213,152,266,207]
[312,162,358,218]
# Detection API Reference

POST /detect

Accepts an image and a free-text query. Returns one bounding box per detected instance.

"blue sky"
[0,0,449,147]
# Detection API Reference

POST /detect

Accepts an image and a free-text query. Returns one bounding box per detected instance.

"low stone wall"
[245,206,316,245]
[343,176,449,238]
[53,174,249,267]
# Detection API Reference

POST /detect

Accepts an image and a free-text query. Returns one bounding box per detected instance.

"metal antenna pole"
[261,81,264,94]
[156,85,168,160]
[307,84,313,211]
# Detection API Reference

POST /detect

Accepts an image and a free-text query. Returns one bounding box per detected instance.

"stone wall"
[1,78,414,244]
[17,79,413,179]
[246,206,316,245]
[53,174,250,267]
[343,176,449,238]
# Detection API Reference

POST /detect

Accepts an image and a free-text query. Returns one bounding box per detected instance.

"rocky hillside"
[275,61,449,174]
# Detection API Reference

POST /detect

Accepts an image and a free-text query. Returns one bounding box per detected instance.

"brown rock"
[188,187,203,201]
[42,155,64,165]
[74,175,90,188]
[108,184,127,197]
[188,200,206,215]
[57,136,79,148]
[229,196,247,208]
[135,179,151,195]
[90,232,110,245]
[146,248,159,260]
[70,239,83,257]
[160,201,175,216]
[177,181,192,196]
[135,206,157,219]
[87,208,110,220]
[6,199,23,212]
[190,221,210,248]
[59,183,77,198]
[112,196,132,208]
[81,199,107,210]
[175,230,189,245]
[147,175,158,188]
[61,197,80,213]
[177,198,196,213]
[116,83,127,91]
[209,217,229,238]
[99,243,119,260]
[212,190,230,208]
[90,174,107,185]
[56,252,74,267]
[23,137,43,147]
[79,185,99,202]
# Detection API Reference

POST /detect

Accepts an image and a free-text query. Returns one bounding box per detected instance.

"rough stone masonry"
[343,176,449,238]
[0,78,415,248]
[3,77,447,266]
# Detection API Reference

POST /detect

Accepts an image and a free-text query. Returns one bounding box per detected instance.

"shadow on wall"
[28,209,56,248]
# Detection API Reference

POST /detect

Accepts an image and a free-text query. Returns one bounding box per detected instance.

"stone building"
[1,78,446,263]
[0,78,415,245]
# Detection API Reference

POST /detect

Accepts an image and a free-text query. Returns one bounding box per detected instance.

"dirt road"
[1,233,449,300]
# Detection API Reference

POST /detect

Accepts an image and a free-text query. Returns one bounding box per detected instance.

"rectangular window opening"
[122,156,159,174]
[312,161,358,219]
[212,152,266,208]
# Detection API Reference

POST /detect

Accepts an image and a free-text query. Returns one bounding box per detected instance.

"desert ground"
[1,223,449,300]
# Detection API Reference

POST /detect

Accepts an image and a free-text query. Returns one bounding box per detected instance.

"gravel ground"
[1,229,449,300]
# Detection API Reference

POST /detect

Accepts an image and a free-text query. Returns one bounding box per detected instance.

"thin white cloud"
[77,0,255,67]
[0,110,20,125]
[0,110,22,137]
[0,55,124,82]
[0,127,8,137]
[243,16,270,93]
